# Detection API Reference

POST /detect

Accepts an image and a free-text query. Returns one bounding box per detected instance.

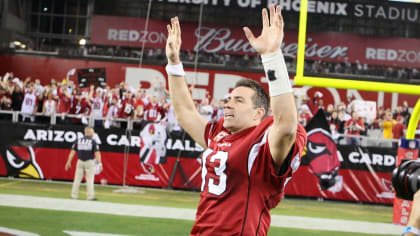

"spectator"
[152,78,169,100]
[381,111,396,139]
[34,78,44,96]
[119,90,135,120]
[344,111,365,145]
[9,79,24,111]
[298,104,313,127]
[104,97,119,129]
[0,87,12,111]
[198,97,213,122]
[401,100,411,125]
[133,91,145,118]
[69,91,90,125]
[213,99,225,123]
[144,96,163,122]
[329,110,344,139]
[392,116,406,148]
[42,92,57,116]
[325,104,334,120]
[21,83,38,122]
[89,86,106,127]
[57,82,72,123]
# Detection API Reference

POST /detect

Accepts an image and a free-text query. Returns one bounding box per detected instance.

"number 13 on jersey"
[201,149,229,196]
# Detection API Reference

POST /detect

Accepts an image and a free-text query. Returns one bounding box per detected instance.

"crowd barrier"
[0,112,405,204]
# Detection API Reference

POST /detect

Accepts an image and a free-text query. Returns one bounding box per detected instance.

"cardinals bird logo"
[0,146,44,179]
[139,123,167,165]
[302,110,341,191]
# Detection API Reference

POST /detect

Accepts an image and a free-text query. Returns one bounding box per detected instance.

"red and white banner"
[91,15,420,68]
[0,122,398,204]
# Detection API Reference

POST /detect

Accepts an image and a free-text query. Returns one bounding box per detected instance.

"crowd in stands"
[0,71,415,147]
[0,72,226,132]
[297,92,413,146]
[18,44,420,81]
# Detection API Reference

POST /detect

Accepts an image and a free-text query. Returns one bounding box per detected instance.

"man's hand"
[407,190,420,229]
[166,17,182,65]
[243,5,284,55]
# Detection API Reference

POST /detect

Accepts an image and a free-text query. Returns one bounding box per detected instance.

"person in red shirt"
[133,91,145,130]
[344,111,365,145]
[298,104,313,127]
[143,96,164,122]
[166,7,307,235]
[392,116,406,148]
[69,92,91,125]
[0,87,12,121]
[133,91,144,111]
[119,90,135,119]
[57,84,72,124]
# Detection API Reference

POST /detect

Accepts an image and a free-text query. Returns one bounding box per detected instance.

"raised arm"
[244,5,297,166]
[165,17,208,148]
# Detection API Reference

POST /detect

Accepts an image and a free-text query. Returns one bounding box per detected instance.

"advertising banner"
[0,122,203,190]
[0,121,399,204]
[91,15,420,68]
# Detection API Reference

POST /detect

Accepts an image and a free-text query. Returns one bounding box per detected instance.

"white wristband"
[165,63,186,77]
[261,50,292,97]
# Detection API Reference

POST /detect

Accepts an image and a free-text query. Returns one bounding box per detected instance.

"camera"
[392,159,420,200]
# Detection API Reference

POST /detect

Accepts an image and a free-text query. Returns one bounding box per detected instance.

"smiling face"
[223,86,265,134]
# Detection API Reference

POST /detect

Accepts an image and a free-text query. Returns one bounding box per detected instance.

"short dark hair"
[234,79,269,118]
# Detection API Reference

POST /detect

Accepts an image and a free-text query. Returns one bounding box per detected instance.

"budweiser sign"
[193,27,348,59]
[91,15,420,68]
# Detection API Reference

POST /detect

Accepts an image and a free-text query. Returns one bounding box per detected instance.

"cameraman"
[403,190,420,236]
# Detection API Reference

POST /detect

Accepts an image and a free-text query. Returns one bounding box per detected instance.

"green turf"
[0,178,393,223]
[0,206,396,236]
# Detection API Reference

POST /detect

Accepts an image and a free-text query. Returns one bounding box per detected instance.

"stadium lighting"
[79,38,87,46]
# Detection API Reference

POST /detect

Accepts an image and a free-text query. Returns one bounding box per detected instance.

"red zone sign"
[91,15,420,68]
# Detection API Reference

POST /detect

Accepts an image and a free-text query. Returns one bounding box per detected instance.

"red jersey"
[57,88,71,114]
[70,98,90,115]
[299,113,312,127]
[134,99,144,109]
[392,123,406,139]
[191,117,307,236]
[144,103,163,121]
[119,98,135,118]
[344,119,364,135]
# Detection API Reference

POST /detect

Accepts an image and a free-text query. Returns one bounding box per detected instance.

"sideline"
[0,193,403,235]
